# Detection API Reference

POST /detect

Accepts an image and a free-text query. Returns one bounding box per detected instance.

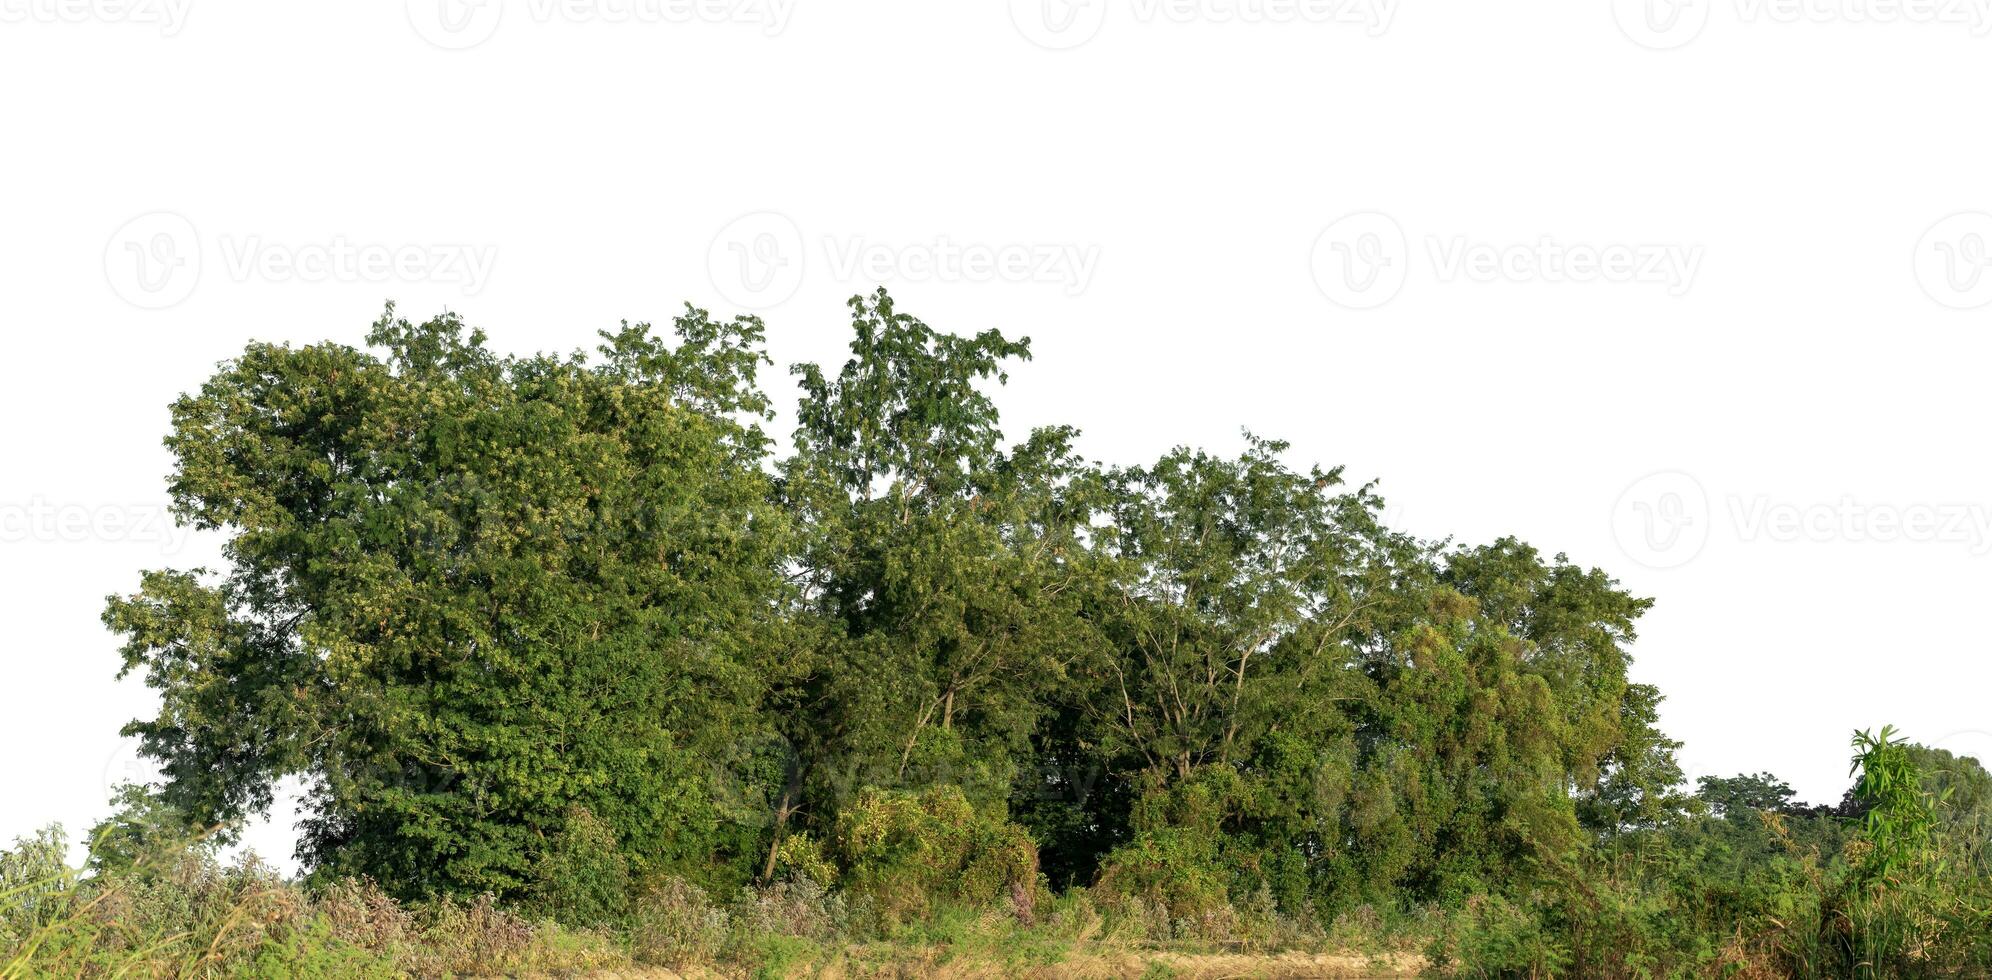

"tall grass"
[0,824,1432,978]
[0,826,625,978]
[8,727,1983,978]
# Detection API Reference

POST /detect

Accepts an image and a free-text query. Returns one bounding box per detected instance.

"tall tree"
[767,290,1106,874]
[106,305,791,899]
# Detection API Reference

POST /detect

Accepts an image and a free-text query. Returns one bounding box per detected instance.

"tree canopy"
[80,290,1992,977]
[101,290,1793,920]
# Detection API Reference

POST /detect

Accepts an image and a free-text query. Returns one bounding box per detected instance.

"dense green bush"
[1092,770,1244,935]
[831,785,1042,927]
[525,805,630,927]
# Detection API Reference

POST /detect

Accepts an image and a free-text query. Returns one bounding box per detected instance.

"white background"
[4,0,1991,869]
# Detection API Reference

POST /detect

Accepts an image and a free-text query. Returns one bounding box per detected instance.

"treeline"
[77,290,1991,976]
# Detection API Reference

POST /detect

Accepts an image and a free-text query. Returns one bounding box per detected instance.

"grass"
[0,828,1431,979]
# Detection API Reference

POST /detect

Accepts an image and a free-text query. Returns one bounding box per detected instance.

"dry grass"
[559,947,1427,979]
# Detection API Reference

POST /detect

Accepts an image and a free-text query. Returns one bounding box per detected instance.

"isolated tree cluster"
[99,292,1988,976]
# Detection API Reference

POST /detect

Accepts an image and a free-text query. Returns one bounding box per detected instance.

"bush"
[768,831,838,886]
[1092,768,1253,939]
[526,804,631,926]
[628,876,729,969]
[833,785,1043,927]
[623,874,846,976]
[732,876,846,941]
[1092,826,1238,940]
[0,826,72,947]
[1430,894,1571,979]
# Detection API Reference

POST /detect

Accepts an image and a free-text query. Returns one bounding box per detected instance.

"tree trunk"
[759,765,805,883]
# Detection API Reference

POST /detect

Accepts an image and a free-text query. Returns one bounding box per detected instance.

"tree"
[106,304,792,900]
[1696,773,1804,820]
[1579,682,1687,833]
[767,290,1107,878]
[1087,435,1407,784]
[1079,469,1672,916]
[99,290,1707,936]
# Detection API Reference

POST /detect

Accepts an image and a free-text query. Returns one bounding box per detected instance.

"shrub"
[526,804,631,927]
[731,876,846,941]
[0,827,72,947]
[1092,826,1237,940]
[629,876,729,969]
[1092,769,1249,938]
[1430,894,1571,979]
[832,785,1043,926]
[769,831,838,886]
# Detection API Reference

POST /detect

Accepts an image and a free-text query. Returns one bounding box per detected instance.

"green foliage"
[1062,440,1663,922]
[832,785,1041,926]
[1698,772,1806,819]
[106,305,794,901]
[775,289,1107,854]
[77,290,1989,977]
[767,831,838,886]
[526,805,630,926]
[0,827,71,949]
[1904,743,1992,875]
[1849,726,1941,884]
[0,828,624,978]
[1094,768,1262,936]
[1824,726,1992,978]
[83,783,213,881]
[1419,727,1992,979]
[1435,894,1572,979]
